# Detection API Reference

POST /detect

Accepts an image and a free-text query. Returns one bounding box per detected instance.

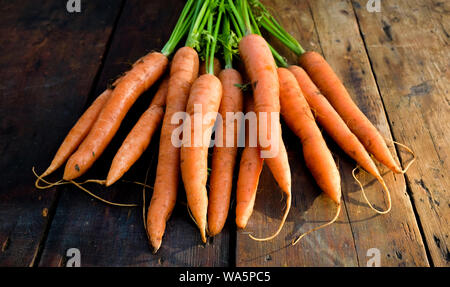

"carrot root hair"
[390,140,416,174]
[248,193,291,242]
[69,180,138,207]
[292,203,341,246]
[352,166,392,215]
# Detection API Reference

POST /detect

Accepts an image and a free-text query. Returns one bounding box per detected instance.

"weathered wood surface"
[236,0,429,267]
[352,0,450,266]
[0,0,447,267]
[0,0,123,266]
[38,0,230,267]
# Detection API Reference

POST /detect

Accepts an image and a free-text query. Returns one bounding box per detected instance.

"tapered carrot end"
[200,228,207,244]
[151,240,162,254]
[105,172,119,187]
[235,218,248,230]
[63,159,82,181]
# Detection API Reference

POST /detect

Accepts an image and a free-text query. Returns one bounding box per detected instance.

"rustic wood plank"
[352,0,449,266]
[306,0,429,266]
[38,0,230,267]
[0,0,123,266]
[236,0,429,266]
[236,0,359,267]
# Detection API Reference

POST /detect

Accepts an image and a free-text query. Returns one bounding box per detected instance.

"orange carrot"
[199,57,222,76]
[288,65,394,213]
[106,77,169,186]
[41,88,113,178]
[208,68,244,236]
[63,52,168,180]
[278,67,341,204]
[235,95,264,229]
[147,47,199,252]
[299,51,401,173]
[180,73,223,243]
[239,33,291,241]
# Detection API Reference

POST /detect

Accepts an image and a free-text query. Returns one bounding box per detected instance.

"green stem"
[227,0,245,37]
[161,0,196,56]
[247,0,287,67]
[207,0,225,74]
[248,0,305,55]
[240,0,252,34]
[186,0,211,48]
[222,15,233,69]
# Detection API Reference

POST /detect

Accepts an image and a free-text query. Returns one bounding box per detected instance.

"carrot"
[278,67,341,203]
[298,51,402,173]
[199,57,222,76]
[63,52,169,180]
[147,47,199,252]
[277,67,343,245]
[235,95,264,229]
[40,88,113,178]
[288,65,392,213]
[239,33,291,241]
[207,68,244,236]
[105,77,169,186]
[181,73,222,242]
[180,6,225,242]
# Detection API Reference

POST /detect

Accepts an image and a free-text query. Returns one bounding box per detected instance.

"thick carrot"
[208,68,244,236]
[63,52,168,180]
[199,57,222,76]
[298,51,401,173]
[239,33,291,241]
[278,67,341,203]
[180,73,222,243]
[235,95,264,229]
[41,88,113,178]
[106,77,169,186]
[147,47,199,252]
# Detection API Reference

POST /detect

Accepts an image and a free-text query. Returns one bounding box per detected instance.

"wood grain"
[0,0,123,266]
[236,0,358,267]
[307,0,429,267]
[37,0,230,267]
[352,0,449,266]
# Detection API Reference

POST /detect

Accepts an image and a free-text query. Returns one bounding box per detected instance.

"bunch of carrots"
[35,0,415,252]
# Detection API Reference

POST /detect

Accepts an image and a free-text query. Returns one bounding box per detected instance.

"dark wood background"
[0,0,448,267]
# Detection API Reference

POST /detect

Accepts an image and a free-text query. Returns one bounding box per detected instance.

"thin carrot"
[298,51,402,173]
[235,95,263,229]
[147,0,214,252]
[278,67,341,203]
[40,88,113,178]
[239,33,291,241]
[181,73,222,242]
[63,52,168,180]
[62,0,198,180]
[181,6,224,242]
[208,68,243,236]
[105,77,169,186]
[288,65,392,213]
[147,47,199,253]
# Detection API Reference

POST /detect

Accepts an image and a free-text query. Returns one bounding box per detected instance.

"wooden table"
[0,0,448,267]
